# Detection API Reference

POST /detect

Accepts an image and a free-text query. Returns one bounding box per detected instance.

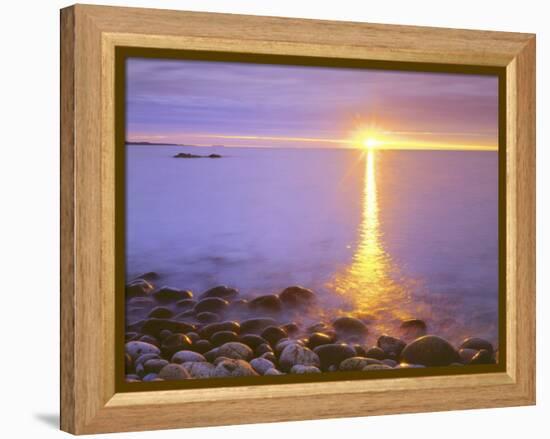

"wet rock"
[125,374,141,382]
[459,348,478,364]
[365,346,386,360]
[175,299,197,310]
[175,310,195,320]
[314,344,356,370]
[128,297,155,307]
[200,286,239,301]
[142,373,159,382]
[255,343,274,356]
[377,335,406,358]
[264,368,284,376]
[196,312,220,324]
[400,319,427,338]
[275,339,302,355]
[459,337,494,355]
[249,294,282,313]
[158,363,190,380]
[261,326,287,345]
[382,359,398,367]
[362,364,393,371]
[213,342,254,361]
[186,332,200,343]
[260,351,277,364]
[211,330,240,346]
[307,322,329,333]
[307,332,333,350]
[134,353,160,369]
[469,349,495,365]
[161,333,193,358]
[171,350,206,364]
[395,363,425,369]
[143,358,169,374]
[125,341,160,361]
[239,334,268,350]
[339,357,383,371]
[279,286,316,307]
[353,345,368,357]
[195,297,229,314]
[281,322,300,336]
[141,318,195,338]
[153,287,193,303]
[279,343,320,372]
[148,306,174,319]
[181,361,215,378]
[199,321,240,339]
[250,357,275,375]
[133,271,160,282]
[212,359,259,377]
[193,339,212,354]
[400,335,459,366]
[159,329,172,340]
[332,317,368,338]
[125,332,140,342]
[240,317,278,335]
[290,365,321,374]
[126,279,154,298]
[139,335,160,347]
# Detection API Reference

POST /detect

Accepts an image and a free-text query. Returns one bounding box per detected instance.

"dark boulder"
[400,319,427,338]
[400,335,459,367]
[198,321,240,339]
[469,349,495,365]
[307,332,333,350]
[313,343,356,370]
[153,287,193,303]
[240,317,278,335]
[147,306,174,319]
[279,286,316,307]
[194,297,229,314]
[261,326,287,346]
[126,279,154,298]
[200,285,239,301]
[459,337,494,355]
[239,334,268,350]
[196,312,220,324]
[377,335,406,358]
[249,294,282,313]
[140,318,195,337]
[160,333,193,358]
[211,330,240,347]
[332,316,368,337]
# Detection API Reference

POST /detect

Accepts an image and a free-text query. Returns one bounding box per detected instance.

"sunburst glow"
[362,137,382,149]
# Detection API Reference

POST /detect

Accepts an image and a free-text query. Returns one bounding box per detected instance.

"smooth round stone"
[260,351,277,364]
[200,286,239,301]
[399,319,427,338]
[353,345,368,357]
[332,317,368,337]
[134,353,160,369]
[175,299,197,310]
[125,341,160,361]
[261,326,287,345]
[140,318,195,337]
[377,335,406,358]
[395,363,426,369]
[134,271,160,282]
[148,306,174,319]
[212,359,259,377]
[459,348,479,364]
[239,334,268,350]
[158,363,190,380]
[240,318,278,335]
[143,358,169,374]
[382,359,398,367]
[186,332,200,343]
[275,339,303,355]
[215,342,254,361]
[365,346,387,360]
[211,330,240,346]
[171,350,206,364]
[249,294,282,313]
[175,310,196,320]
[181,361,215,378]
[227,299,249,313]
[199,321,241,339]
[459,337,494,355]
[307,322,329,333]
[469,349,495,365]
[339,356,383,371]
[153,287,193,303]
[196,312,220,324]
[250,357,275,375]
[313,343,356,370]
[362,364,393,371]
[281,322,300,336]
[125,374,141,382]
[128,297,155,307]
[138,335,160,347]
[264,368,284,376]
[400,335,459,366]
[195,297,229,314]
[142,373,159,382]
[125,332,140,342]
[290,365,321,374]
[194,339,213,354]
[279,286,316,307]
[161,333,193,357]
[126,279,154,298]
[307,332,333,350]
[279,343,320,372]
[255,343,274,356]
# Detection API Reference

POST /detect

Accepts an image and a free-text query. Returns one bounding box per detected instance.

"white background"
[0,0,546,437]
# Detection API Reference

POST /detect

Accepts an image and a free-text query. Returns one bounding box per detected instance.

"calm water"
[126,145,498,346]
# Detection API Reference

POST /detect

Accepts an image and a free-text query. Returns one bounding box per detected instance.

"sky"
[126,57,499,151]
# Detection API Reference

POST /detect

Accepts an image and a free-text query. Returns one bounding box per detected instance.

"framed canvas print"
[60,4,536,434]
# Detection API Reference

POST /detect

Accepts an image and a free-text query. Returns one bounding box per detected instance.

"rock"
[459,348,478,364]
[140,318,195,337]
[175,310,195,320]
[153,287,193,303]
[279,286,316,307]
[332,317,368,338]
[159,329,172,340]
[469,349,495,365]
[279,343,320,372]
[208,153,222,158]
[275,339,301,355]
[307,332,333,350]
[362,364,393,371]
[174,152,202,158]
[143,358,169,374]
[139,335,160,347]
[228,299,249,313]
[196,312,220,323]
[240,317,278,335]
[400,335,459,366]
[281,322,300,336]
[353,345,368,357]
[261,326,287,345]
[125,332,139,342]
[195,297,229,314]
[307,322,329,333]
[339,357,383,371]
[395,363,425,369]
[200,286,239,301]
[290,365,321,374]
[211,330,240,346]
[400,319,427,338]
[134,353,160,368]
[181,361,215,378]
[212,359,259,377]
[175,299,197,310]
[459,337,494,355]
[261,351,277,364]
[125,374,141,382]
[249,295,282,313]
[193,339,212,354]
[148,306,174,319]
[365,346,386,360]
[382,359,398,367]
[133,271,160,282]
[171,350,206,364]
[377,335,406,358]
[128,297,155,307]
[161,333,193,358]
[314,344,356,370]
[215,342,254,361]
[142,373,159,382]
[126,279,154,298]
[158,363,190,380]
[264,368,284,376]
[239,334,268,350]
[186,332,200,343]
[125,341,160,360]
[199,321,240,339]
[255,343,274,356]
[250,357,275,375]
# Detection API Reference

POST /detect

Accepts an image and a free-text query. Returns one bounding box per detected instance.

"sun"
[362,137,382,149]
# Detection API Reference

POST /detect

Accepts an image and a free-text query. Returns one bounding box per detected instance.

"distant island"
[174,152,222,159]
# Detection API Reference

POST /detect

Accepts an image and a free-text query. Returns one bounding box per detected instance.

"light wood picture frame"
[60,4,536,434]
